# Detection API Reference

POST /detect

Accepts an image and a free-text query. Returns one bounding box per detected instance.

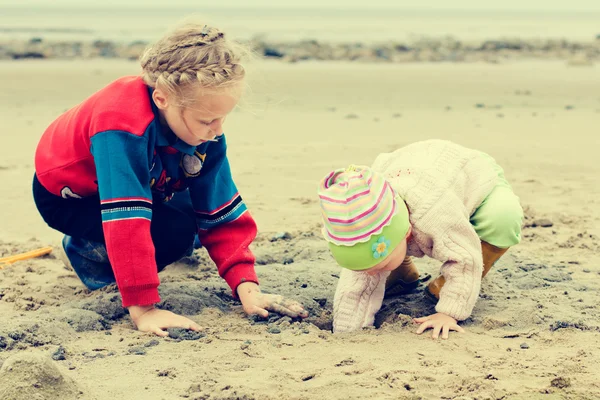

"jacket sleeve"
[187,135,259,296]
[416,195,484,321]
[90,130,159,308]
[333,268,389,333]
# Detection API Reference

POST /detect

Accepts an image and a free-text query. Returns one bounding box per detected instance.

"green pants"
[470,154,523,249]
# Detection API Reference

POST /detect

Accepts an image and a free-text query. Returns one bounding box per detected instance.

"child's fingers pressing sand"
[237,282,309,319]
[129,305,203,337]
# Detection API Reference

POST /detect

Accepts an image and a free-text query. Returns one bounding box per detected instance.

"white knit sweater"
[333,140,499,333]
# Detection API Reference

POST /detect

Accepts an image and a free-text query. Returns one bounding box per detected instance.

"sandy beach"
[1,58,600,399]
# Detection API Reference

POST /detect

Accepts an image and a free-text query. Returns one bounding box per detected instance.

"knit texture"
[319,166,398,245]
[333,140,499,332]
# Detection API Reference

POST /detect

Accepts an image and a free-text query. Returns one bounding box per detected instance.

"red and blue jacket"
[35,76,258,307]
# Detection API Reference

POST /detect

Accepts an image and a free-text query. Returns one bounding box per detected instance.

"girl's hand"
[237,282,308,319]
[128,305,202,337]
[413,313,465,339]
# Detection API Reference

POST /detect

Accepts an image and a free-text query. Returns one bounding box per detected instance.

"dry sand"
[0,59,599,400]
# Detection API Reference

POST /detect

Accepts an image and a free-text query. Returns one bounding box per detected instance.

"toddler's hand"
[413,312,465,339]
[237,282,308,319]
[128,305,202,337]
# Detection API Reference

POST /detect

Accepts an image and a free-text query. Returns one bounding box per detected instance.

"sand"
[0,59,599,399]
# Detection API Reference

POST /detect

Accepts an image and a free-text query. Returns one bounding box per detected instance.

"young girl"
[33,23,307,337]
[318,140,523,339]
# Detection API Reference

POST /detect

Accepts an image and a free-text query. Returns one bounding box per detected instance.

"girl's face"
[152,83,242,147]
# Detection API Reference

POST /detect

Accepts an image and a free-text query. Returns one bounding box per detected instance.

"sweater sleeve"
[416,195,484,321]
[333,268,389,333]
[90,130,159,308]
[188,135,258,296]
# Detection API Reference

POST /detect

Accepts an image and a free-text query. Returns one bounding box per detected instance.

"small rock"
[345,113,359,119]
[475,103,485,108]
[276,317,293,325]
[240,340,251,350]
[267,326,281,334]
[313,298,327,307]
[144,339,160,347]
[167,328,205,341]
[550,377,571,389]
[531,219,553,228]
[497,113,505,118]
[282,257,294,265]
[157,369,176,377]
[300,283,308,288]
[520,343,530,349]
[52,346,67,361]
[128,347,146,356]
[565,105,574,110]
[583,268,591,273]
[270,232,293,242]
[392,113,402,118]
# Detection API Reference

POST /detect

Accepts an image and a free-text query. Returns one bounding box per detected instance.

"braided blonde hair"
[140,23,247,105]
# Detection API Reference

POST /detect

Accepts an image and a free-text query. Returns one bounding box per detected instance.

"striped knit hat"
[318,165,410,270]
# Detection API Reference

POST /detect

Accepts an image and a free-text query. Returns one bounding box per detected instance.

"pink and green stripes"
[318,166,410,270]
[319,166,397,246]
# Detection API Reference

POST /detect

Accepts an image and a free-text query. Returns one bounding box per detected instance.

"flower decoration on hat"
[372,236,391,259]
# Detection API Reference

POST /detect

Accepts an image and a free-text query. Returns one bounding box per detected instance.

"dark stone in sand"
[144,339,160,347]
[60,309,110,332]
[255,252,277,265]
[263,47,285,58]
[51,346,67,361]
[551,377,571,389]
[313,298,327,307]
[549,320,596,332]
[167,328,205,341]
[0,336,7,349]
[565,105,574,110]
[531,218,553,228]
[475,103,485,108]
[282,257,294,265]
[267,326,281,334]
[12,52,46,60]
[518,263,546,272]
[270,232,293,242]
[128,347,146,355]
[268,313,282,324]
[345,113,359,119]
[520,343,530,349]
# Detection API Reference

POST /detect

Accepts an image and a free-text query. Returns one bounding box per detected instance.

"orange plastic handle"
[0,246,53,268]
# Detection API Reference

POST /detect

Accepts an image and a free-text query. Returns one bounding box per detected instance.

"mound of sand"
[0,353,82,400]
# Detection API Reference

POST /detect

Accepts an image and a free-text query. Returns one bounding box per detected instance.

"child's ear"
[152,88,169,110]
